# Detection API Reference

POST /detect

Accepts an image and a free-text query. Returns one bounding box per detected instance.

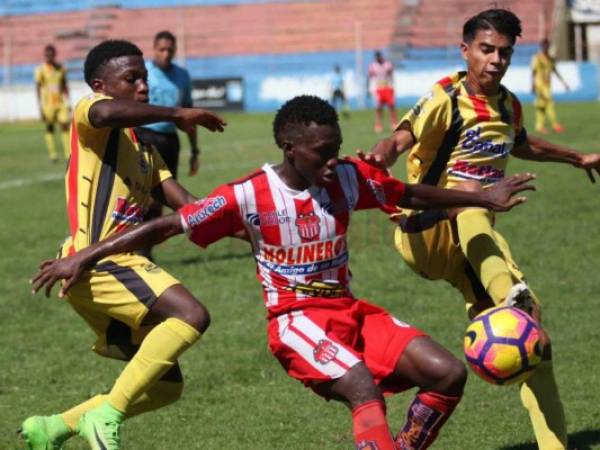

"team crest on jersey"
[313,339,339,364]
[295,212,321,241]
[139,155,149,175]
[356,441,380,450]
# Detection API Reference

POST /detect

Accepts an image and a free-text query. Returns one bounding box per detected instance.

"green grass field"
[1,105,600,450]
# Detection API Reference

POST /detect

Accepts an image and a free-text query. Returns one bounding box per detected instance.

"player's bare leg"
[388,105,399,131]
[386,336,466,449]
[312,363,396,449]
[374,106,384,133]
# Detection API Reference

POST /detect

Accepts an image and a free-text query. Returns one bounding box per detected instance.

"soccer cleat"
[374,124,383,133]
[77,402,124,450]
[504,282,534,314]
[535,127,549,135]
[18,414,72,450]
[553,124,565,133]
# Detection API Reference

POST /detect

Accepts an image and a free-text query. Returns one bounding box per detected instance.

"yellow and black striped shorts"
[66,253,179,360]
[393,210,534,315]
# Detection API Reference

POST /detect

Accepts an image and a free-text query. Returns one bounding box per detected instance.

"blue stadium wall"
[1,45,598,113]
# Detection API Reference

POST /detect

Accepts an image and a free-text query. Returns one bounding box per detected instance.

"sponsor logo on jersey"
[461,127,512,159]
[313,339,339,364]
[295,211,321,241]
[246,210,290,226]
[187,196,227,226]
[258,237,348,276]
[111,197,144,225]
[448,160,505,183]
[283,280,345,298]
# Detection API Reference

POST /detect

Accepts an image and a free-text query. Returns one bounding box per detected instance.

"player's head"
[540,38,550,53]
[461,9,522,93]
[374,50,384,63]
[84,40,148,102]
[273,95,342,187]
[334,65,341,73]
[153,30,176,69]
[43,44,56,63]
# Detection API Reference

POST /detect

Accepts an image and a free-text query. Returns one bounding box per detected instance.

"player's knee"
[334,363,382,408]
[181,300,211,333]
[443,358,468,394]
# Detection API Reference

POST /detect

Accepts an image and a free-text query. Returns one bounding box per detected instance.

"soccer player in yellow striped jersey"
[366,8,600,450]
[20,40,226,450]
[35,45,70,162]
[531,38,570,134]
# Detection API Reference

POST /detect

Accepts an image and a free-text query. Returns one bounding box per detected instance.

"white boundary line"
[0,173,64,191]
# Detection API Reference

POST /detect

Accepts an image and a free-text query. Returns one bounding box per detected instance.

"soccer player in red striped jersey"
[21,40,225,450]
[367,9,600,450]
[32,95,534,449]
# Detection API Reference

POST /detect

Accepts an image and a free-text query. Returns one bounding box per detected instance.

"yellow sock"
[126,380,184,418]
[535,107,546,131]
[520,361,567,449]
[107,318,200,413]
[61,130,70,159]
[44,132,57,160]
[61,394,106,431]
[546,101,559,128]
[456,208,514,304]
[60,379,182,431]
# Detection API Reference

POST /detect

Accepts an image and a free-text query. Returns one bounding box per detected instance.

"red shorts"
[267,298,426,394]
[376,87,395,107]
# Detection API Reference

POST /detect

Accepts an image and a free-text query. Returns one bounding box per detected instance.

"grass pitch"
[1,104,600,449]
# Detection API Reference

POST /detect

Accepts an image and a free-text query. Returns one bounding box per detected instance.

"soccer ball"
[463,306,542,385]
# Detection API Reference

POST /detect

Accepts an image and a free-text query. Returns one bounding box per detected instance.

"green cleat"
[18,414,72,450]
[76,402,124,450]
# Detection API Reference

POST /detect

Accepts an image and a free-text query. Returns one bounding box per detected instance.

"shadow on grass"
[500,429,600,450]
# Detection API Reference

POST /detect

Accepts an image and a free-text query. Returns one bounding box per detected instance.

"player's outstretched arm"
[89,99,226,133]
[31,214,184,298]
[399,173,536,212]
[152,178,197,211]
[364,126,415,168]
[513,136,600,183]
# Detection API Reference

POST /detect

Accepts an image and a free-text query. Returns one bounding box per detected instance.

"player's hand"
[30,254,87,298]
[189,153,200,176]
[575,153,600,183]
[354,149,388,171]
[483,173,536,212]
[174,108,226,134]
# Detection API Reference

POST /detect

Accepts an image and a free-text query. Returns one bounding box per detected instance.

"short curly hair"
[84,40,143,87]
[463,9,522,44]
[273,95,340,148]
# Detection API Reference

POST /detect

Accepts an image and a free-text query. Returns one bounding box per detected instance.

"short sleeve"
[150,145,173,187]
[349,158,405,213]
[398,85,451,144]
[72,93,113,150]
[178,184,244,248]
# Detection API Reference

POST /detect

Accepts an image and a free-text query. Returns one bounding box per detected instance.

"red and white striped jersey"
[178,158,405,316]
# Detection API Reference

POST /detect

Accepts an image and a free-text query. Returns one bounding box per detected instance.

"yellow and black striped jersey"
[62,93,172,256]
[399,71,527,189]
[531,52,555,87]
[34,63,67,107]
